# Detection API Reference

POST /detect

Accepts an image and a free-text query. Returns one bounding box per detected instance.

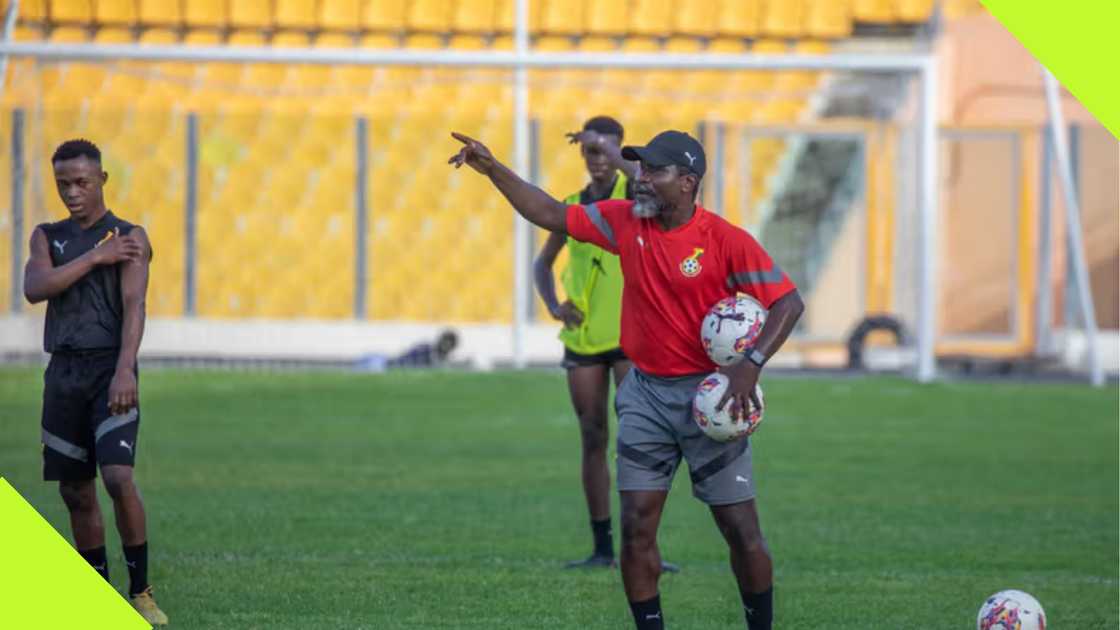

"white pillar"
[511,0,530,368]
[916,58,939,383]
[1042,69,1104,387]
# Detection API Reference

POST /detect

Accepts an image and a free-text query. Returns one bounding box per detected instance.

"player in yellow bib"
[534,117,677,572]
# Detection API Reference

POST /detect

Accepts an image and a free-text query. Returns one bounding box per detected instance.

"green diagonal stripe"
[980,0,1120,138]
[0,478,150,628]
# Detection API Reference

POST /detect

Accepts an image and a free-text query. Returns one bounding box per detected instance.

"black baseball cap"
[621,130,706,179]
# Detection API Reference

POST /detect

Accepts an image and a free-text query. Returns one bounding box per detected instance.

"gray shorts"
[615,368,756,506]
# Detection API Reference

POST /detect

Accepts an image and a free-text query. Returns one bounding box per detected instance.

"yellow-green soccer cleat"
[130,586,169,626]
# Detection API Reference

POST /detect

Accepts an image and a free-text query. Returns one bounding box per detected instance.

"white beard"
[631,196,662,218]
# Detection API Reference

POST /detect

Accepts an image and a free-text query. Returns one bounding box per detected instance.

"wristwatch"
[745,347,767,367]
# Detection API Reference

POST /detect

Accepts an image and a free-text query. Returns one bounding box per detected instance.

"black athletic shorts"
[562,346,629,370]
[41,350,140,481]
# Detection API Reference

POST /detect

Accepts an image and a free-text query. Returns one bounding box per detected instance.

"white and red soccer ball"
[692,372,765,442]
[700,294,767,367]
[977,590,1046,630]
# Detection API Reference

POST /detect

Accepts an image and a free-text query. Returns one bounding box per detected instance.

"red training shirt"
[566,199,796,377]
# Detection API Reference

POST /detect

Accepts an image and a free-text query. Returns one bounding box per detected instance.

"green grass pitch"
[1,367,1116,628]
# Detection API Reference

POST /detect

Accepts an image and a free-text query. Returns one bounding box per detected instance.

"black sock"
[78,546,109,582]
[741,587,773,630]
[591,518,613,557]
[122,542,149,596]
[629,594,664,630]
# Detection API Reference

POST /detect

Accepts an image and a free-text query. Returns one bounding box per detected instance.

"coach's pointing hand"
[716,361,762,424]
[449,132,497,176]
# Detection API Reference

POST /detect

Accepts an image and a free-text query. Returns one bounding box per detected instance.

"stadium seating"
[320,0,361,31]
[5,0,983,34]
[49,0,91,23]
[184,0,227,28]
[138,0,181,25]
[0,0,957,321]
[229,0,271,29]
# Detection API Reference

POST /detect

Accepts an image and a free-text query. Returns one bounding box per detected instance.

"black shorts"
[41,350,140,481]
[562,346,629,370]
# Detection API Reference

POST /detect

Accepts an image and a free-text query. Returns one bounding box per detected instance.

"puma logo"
[52,240,67,254]
[120,440,134,455]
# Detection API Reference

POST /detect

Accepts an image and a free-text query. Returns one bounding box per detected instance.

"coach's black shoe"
[565,553,616,569]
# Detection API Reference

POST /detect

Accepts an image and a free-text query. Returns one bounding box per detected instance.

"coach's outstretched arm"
[448,132,568,233]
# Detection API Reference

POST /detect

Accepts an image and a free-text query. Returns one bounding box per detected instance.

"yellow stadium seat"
[14,25,45,39]
[320,0,360,30]
[316,32,354,46]
[760,0,803,38]
[585,0,626,35]
[628,0,670,36]
[139,27,177,43]
[708,36,747,54]
[17,0,47,21]
[406,0,448,32]
[805,0,852,38]
[752,38,786,54]
[229,0,272,28]
[228,29,265,45]
[48,26,88,41]
[404,33,442,48]
[184,28,223,45]
[185,0,228,28]
[673,0,715,36]
[50,0,92,22]
[361,0,406,31]
[665,36,701,52]
[852,0,893,23]
[794,38,829,55]
[621,36,658,52]
[577,35,614,51]
[95,0,137,25]
[275,0,316,29]
[452,0,496,33]
[897,0,935,22]
[716,0,759,37]
[539,0,584,35]
[138,0,182,24]
[359,32,396,47]
[448,34,487,49]
[94,26,132,42]
[272,31,309,46]
[534,34,571,51]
